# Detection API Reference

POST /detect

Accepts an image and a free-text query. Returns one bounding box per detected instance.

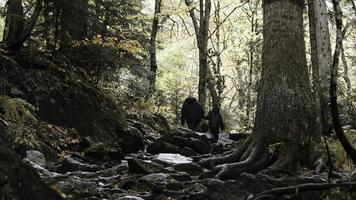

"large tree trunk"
[255,0,315,167]
[59,0,88,48]
[308,0,332,135]
[3,0,24,47]
[148,0,162,96]
[199,0,316,179]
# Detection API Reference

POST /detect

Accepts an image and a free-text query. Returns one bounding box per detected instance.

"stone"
[155,153,193,166]
[173,162,204,176]
[84,142,124,161]
[127,158,163,174]
[26,150,46,168]
[59,156,101,173]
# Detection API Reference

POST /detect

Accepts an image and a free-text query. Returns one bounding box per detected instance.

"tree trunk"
[185,0,212,110]
[3,0,24,48]
[4,0,43,51]
[330,0,356,162]
[59,0,88,48]
[254,0,315,167]
[308,0,332,135]
[199,0,316,179]
[148,0,162,97]
[341,45,352,96]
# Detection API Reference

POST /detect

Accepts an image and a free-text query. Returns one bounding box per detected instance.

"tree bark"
[199,0,316,179]
[59,0,88,48]
[185,0,212,110]
[308,0,332,135]
[254,0,315,167]
[148,0,162,96]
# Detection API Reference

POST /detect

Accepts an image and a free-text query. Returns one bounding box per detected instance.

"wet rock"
[59,156,101,173]
[115,196,145,200]
[84,142,124,161]
[26,150,46,167]
[127,158,163,174]
[173,162,204,176]
[154,153,193,166]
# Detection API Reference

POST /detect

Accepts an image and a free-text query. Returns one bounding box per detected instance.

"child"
[206,104,224,142]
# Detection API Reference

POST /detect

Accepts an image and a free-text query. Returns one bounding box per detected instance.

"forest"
[0,0,356,199]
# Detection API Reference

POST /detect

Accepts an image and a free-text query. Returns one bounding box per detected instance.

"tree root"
[198,136,253,169]
[249,181,356,200]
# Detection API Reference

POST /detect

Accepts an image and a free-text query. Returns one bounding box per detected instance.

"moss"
[0,96,39,153]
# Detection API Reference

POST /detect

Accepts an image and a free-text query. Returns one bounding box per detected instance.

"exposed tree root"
[198,136,253,169]
[198,136,285,180]
[249,181,356,200]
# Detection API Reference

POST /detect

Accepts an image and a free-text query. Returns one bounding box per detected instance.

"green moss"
[0,95,39,152]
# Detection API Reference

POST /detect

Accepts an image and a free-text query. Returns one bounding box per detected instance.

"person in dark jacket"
[181,96,204,131]
[206,104,224,142]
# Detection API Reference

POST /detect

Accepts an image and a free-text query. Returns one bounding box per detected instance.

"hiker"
[206,104,224,142]
[181,96,204,131]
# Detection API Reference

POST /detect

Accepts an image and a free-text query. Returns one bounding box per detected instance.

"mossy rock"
[0,54,137,152]
[0,96,40,154]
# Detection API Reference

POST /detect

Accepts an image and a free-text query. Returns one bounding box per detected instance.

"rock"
[80,136,97,149]
[115,196,145,200]
[127,158,163,174]
[154,153,193,166]
[173,162,204,176]
[55,177,99,198]
[0,137,62,200]
[170,172,192,182]
[148,128,213,156]
[137,173,177,190]
[101,164,128,177]
[0,55,130,150]
[119,127,144,154]
[84,143,124,161]
[147,141,181,155]
[26,150,46,168]
[59,156,101,173]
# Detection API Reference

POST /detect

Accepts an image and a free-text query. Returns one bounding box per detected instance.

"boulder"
[26,150,46,168]
[0,55,133,151]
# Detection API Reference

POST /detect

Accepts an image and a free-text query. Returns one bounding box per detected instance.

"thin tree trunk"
[185,0,212,110]
[308,0,332,135]
[148,0,162,96]
[340,45,352,96]
[330,0,356,162]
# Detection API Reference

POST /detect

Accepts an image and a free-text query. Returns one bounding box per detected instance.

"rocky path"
[24,128,253,200]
